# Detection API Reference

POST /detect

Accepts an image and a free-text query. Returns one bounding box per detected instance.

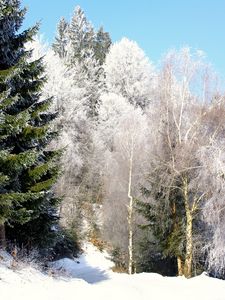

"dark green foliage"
[110,246,127,272]
[0,0,61,249]
[136,176,186,273]
[137,170,209,276]
[51,227,80,260]
[94,26,111,65]
[6,192,60,249]
[0,0,38,69]
[135,226,178,275]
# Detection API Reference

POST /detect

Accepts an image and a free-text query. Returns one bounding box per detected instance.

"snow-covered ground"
[1,243,225,300]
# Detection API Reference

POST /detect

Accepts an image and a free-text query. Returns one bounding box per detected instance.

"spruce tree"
[50,6,111,244]
[0,0,61,249]
[0,0,37,247]
[137,181,185,275]
[94,26,111,65]
[52,17,69,59]
[68,6,95,62]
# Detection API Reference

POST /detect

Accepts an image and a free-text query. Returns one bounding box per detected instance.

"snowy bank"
[1,243,225,300]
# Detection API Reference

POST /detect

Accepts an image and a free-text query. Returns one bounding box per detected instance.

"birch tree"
[99,93,149,273]
[144,48,220,277]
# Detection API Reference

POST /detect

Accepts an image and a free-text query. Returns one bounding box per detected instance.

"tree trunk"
[177,256,183,276]
[171,201,184,276]
[184,210,193,278]
[127,139,134,275]
[183,177,193,278]
[0,223,6,249]
[128,201,133,275]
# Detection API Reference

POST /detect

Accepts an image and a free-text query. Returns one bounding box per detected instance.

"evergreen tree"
[49,6,111,245]
[68,6,95,62]
[52,17,69,59]
[137,179,185,275]
[0,0,38,247]
[77,49,104,119]
[0,65,42,247]
[0,0,61,250]
[94,26,111,65]
[0,0,35,69]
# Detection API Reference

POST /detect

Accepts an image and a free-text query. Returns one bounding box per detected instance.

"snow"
[1,244,225,300]
[51,243,114,283]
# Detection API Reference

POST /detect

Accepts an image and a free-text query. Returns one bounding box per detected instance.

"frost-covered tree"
[94,26,111,65]
[52,17,69,59]
[57,54,103,236]
[104,38,155,109]
[50,49,102,233]
[98,39,155,271]
[52,7,111,66]
[68,6,95,62]
[140,48,221,278]
[30,34,104,240]
[98,92,150,273]
[75,49,104,119]
[197,100,225,278]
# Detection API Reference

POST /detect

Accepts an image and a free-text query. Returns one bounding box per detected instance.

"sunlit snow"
[1,243,225,300]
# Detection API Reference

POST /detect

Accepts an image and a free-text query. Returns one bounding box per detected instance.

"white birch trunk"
[127,138,134,275]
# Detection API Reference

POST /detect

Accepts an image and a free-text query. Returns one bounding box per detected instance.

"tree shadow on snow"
[71,265,110,284]
[53,256,111,284]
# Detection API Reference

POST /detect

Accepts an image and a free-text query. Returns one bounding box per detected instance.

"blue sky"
[21,0,225,78]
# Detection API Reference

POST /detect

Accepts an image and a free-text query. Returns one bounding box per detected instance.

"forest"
[1,0,225,282]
